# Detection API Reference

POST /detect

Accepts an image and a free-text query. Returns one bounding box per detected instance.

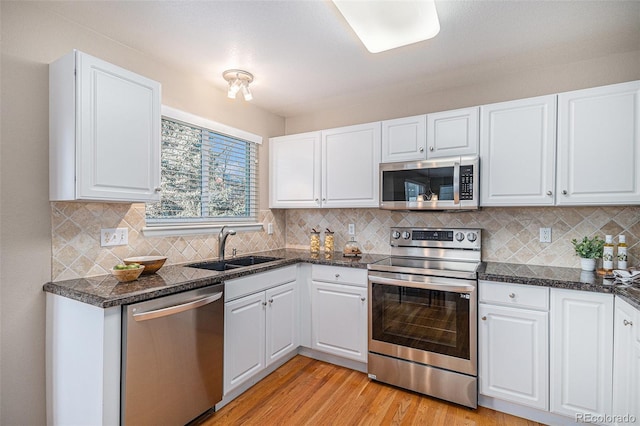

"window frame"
[142,106,263,238]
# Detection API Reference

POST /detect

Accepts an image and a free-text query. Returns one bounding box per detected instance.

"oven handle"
[368,274,475,294]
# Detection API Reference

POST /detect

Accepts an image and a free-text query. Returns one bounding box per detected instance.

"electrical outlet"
[539,227,552,243]
[348,224,355,235]
[101,228,129,247]
[267,223,274,235]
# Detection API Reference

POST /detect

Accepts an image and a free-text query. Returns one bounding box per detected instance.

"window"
[145,107,260,228]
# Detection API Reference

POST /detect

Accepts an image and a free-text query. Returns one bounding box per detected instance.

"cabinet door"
[557,81,640,205]
[632,339,640,423]
[76,52,161,202]
[311,281,367,362]
[613,297,637,423]
[381,115,427,162]
[480,96,557,206]
[426,107,479,159]
[265,282,298,367]
[269,132,321,208]
[322,122,381,208]
[479,304,549,410]
[550,289,613,418]
[224,292,266,394]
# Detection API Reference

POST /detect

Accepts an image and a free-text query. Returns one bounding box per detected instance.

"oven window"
[371,283,470,359]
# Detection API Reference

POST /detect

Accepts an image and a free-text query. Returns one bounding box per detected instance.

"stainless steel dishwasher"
[121,283,224,425]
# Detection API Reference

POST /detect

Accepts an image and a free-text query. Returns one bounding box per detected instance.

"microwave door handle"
[453,161,460,204]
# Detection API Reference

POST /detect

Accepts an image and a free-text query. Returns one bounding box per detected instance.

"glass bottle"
[617,235,628,270]
[602,235,614,272]
[310,230,320,254]
[324,230,335,253]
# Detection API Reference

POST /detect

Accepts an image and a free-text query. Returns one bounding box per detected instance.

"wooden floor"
[201,355,543,425]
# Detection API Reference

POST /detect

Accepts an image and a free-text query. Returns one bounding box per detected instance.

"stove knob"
[467,232,478,242]
[455,232,465,242]
[391,231,401,239]
[402,231,411,240]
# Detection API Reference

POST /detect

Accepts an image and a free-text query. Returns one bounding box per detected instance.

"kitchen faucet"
[218,226,236,261]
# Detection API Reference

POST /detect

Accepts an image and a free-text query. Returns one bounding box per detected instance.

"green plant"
[571,236,605,259]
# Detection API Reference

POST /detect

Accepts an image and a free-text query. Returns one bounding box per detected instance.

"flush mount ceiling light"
[332,0,440,53]
[223,69,254,101]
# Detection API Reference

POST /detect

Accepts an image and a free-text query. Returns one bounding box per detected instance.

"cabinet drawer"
[480,280,549,310]
[311,264,367,287]
[225,265,298,301]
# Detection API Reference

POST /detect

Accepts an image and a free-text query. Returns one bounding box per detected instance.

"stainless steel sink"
[187,256,281,272]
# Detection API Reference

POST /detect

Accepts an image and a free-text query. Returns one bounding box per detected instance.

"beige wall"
[0,2,284,424]
[285,49,640,133]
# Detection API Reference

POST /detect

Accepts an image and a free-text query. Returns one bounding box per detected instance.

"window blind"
[146,118,258,223]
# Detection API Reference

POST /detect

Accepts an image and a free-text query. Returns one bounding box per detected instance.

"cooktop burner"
[368,256,480,280]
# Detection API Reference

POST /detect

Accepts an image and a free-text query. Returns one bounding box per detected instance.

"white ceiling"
[37,0,640,118]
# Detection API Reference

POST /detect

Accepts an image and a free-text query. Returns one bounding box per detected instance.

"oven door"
[368,271,477,376]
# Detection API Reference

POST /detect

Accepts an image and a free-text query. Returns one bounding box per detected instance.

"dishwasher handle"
[133,291,223,322]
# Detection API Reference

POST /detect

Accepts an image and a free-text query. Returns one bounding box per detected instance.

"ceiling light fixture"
[223,69,254,101]
[332,0,440,53]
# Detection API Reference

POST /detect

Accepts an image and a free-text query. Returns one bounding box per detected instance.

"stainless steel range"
[367,227,481,408]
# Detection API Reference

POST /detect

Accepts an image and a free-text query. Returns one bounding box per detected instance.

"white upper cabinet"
[322,122,381,208]
[480,95,557,206]
[381,115,427,162]
[269,132,321,208]
[269,122,380,208]
[50,50,161,202]
[556,80,640,205]
[427,107,479,158]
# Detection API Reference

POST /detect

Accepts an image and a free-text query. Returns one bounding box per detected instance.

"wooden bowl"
[111,265,145,282]
[124,256,167,275]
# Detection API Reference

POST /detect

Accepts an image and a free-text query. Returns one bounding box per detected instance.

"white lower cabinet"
[479,281,549,410]
[310,265,368,362]
[613,297,639,424]
[550,288,614,419]
[223,268,298,395]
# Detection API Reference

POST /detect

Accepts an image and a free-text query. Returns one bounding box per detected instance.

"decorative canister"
[310,229,321,253]
[324,229,335,253]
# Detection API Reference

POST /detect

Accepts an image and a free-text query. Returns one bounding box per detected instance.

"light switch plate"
[101,228,129,247]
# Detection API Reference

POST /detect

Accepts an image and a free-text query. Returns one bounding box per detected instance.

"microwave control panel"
[459,165,474,200]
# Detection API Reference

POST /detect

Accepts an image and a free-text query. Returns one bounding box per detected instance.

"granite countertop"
[43,248,387,308]
[44,250,640,311]
[479,261,640,310]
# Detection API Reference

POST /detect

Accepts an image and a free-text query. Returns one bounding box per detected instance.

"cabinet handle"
[262,301,267,306]
[623,319,633,326]
[429,146,434,152]
[509,293,516,299]
[419,147,424,152]
[268,298,274,304]
[322,198,326,202]
[481,316,487,321]
[360,297,366,302]
[562,190,568,195]
[315,198,319,203]
[154,187,162,192]
[335,273,340,278]
[547,191,552,196]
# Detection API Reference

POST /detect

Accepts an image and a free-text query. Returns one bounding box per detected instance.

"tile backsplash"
[51,202,285,281]
[285,206,640,269]
[51,203,639,281]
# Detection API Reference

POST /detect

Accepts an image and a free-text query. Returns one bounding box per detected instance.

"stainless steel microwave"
[379,156,479,210]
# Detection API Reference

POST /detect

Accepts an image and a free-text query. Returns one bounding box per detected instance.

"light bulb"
[241,83,253,101]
